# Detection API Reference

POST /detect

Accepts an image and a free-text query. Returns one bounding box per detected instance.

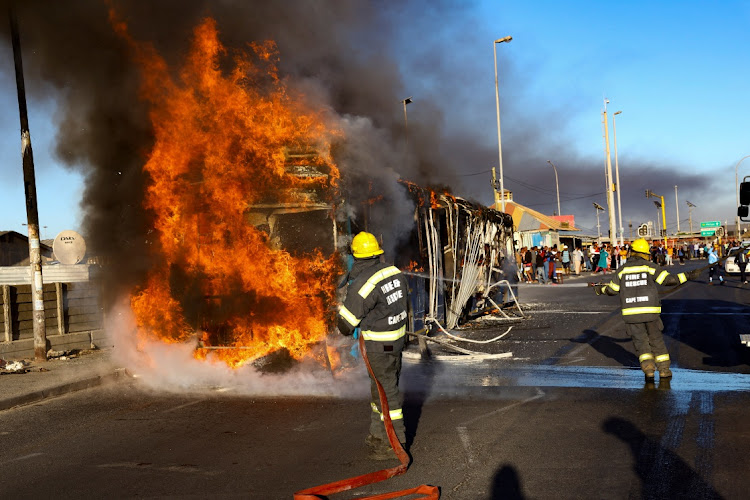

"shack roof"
[491,201,580,232]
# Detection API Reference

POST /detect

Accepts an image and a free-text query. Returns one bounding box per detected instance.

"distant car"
[724,246,750,275]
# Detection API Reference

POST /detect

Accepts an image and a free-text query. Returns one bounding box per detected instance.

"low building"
[0,230,53,266]
[492,193,579,249]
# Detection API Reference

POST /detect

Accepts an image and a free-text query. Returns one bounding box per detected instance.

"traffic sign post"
[700,221,721,228]
[701,229,716,236]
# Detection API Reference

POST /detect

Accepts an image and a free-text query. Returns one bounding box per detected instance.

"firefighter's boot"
[641,359,656,380]
[657,361,672,379]
[367,440,400,461]
[365,434,383,449]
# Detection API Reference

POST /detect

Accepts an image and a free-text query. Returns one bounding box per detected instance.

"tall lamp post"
[646,189,668,248]
[547,160,561,216]
[494,35,512,212]
[653,200,663,236]
[674,185,680,233]
[401,96,412,151]
[593,202,605,241]
[612,110,624,245]
[602,99,617,243]
[734,154,750,237]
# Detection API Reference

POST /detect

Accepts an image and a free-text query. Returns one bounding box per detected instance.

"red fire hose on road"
[294,335,439,499]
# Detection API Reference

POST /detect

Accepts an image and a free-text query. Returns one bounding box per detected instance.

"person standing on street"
[561,245,571,276]
[590,243,600,272]
[593,238,700,379]
[594,245,609,274]
[535,247,547,284]
[572,246,583,275]
[739,247,749,284]
[338,231,409,460]
[708,245,725,285]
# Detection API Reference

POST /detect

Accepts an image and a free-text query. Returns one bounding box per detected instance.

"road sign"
[701,229,717,236]
[700,221,721,228]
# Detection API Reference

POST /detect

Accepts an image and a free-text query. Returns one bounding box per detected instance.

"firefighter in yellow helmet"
[593,238,700,380]
[337,231,409,460]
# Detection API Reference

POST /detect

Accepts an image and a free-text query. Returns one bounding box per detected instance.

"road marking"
[0,453,42,466]
[162,400,203,413]
[97,462,222,476]
[530,310,608,314]
[662,312,750,315]
[556,356,587,365]
[456,388,545,464]
[531,310,750,316]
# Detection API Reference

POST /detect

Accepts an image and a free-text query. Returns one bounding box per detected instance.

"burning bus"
[116,15,515,374]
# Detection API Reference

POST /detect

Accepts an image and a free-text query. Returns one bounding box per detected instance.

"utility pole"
[10,9,46,361]
[491,167,501,207]
[675,185,680,233]
[602,100,617,243]
[593,202,605,242]
[686,200,696,234]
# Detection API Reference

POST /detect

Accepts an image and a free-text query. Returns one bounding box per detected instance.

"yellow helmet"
[351,231,383,258]
[631,238,650,254]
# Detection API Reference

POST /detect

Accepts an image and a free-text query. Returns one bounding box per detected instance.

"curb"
[0,368,130,412]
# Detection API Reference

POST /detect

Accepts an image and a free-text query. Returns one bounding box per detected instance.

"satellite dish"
[53,230,86,265]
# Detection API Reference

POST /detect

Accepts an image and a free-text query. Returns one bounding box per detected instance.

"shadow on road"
[573,328,639,367]
[402,357,441,449]
[602,416,723,499]
[489,465,525,499]
[661,298,750,369]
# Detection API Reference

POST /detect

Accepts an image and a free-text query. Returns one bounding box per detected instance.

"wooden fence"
[1,279,101,343]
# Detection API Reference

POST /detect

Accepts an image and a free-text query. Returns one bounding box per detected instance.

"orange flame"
[115,15,341,368]
[404,260,424,272]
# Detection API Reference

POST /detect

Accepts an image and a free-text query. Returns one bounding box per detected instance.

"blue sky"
[387,0,750,236]
[0,1,749,239]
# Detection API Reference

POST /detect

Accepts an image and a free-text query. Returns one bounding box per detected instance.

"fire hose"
[293,335,439,500]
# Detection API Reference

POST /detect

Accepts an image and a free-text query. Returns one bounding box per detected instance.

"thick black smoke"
[0,0,472,299]
[0,0,723,305]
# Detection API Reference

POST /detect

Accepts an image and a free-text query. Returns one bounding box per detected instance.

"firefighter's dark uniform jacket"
[338,258,408,353]
[596,255,687,323]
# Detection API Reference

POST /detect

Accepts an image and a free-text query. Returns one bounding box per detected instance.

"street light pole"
[401,96,412,154]
[602,100,617,243]
[613,110,624,246]
[646,189,668,248]
[494,36,512,212]
[547,160,561,216]
[734,155,750,237]
[674,185,680,233]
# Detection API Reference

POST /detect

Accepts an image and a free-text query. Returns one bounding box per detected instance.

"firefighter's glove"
[337,317,354,336]
[594,284,606,296]
[687,268,702,280]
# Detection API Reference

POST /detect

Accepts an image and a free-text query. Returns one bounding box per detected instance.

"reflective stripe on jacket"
[339,258,408,351]
[602,256,686,323]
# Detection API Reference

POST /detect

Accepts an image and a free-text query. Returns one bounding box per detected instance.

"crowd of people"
[514,239,746,285]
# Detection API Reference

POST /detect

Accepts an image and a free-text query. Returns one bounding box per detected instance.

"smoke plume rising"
[0,1,723,302]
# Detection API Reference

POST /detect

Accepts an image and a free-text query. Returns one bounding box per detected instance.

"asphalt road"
[3,259,750,499]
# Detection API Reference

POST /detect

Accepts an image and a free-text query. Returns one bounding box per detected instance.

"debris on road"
[1,360,28,374]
